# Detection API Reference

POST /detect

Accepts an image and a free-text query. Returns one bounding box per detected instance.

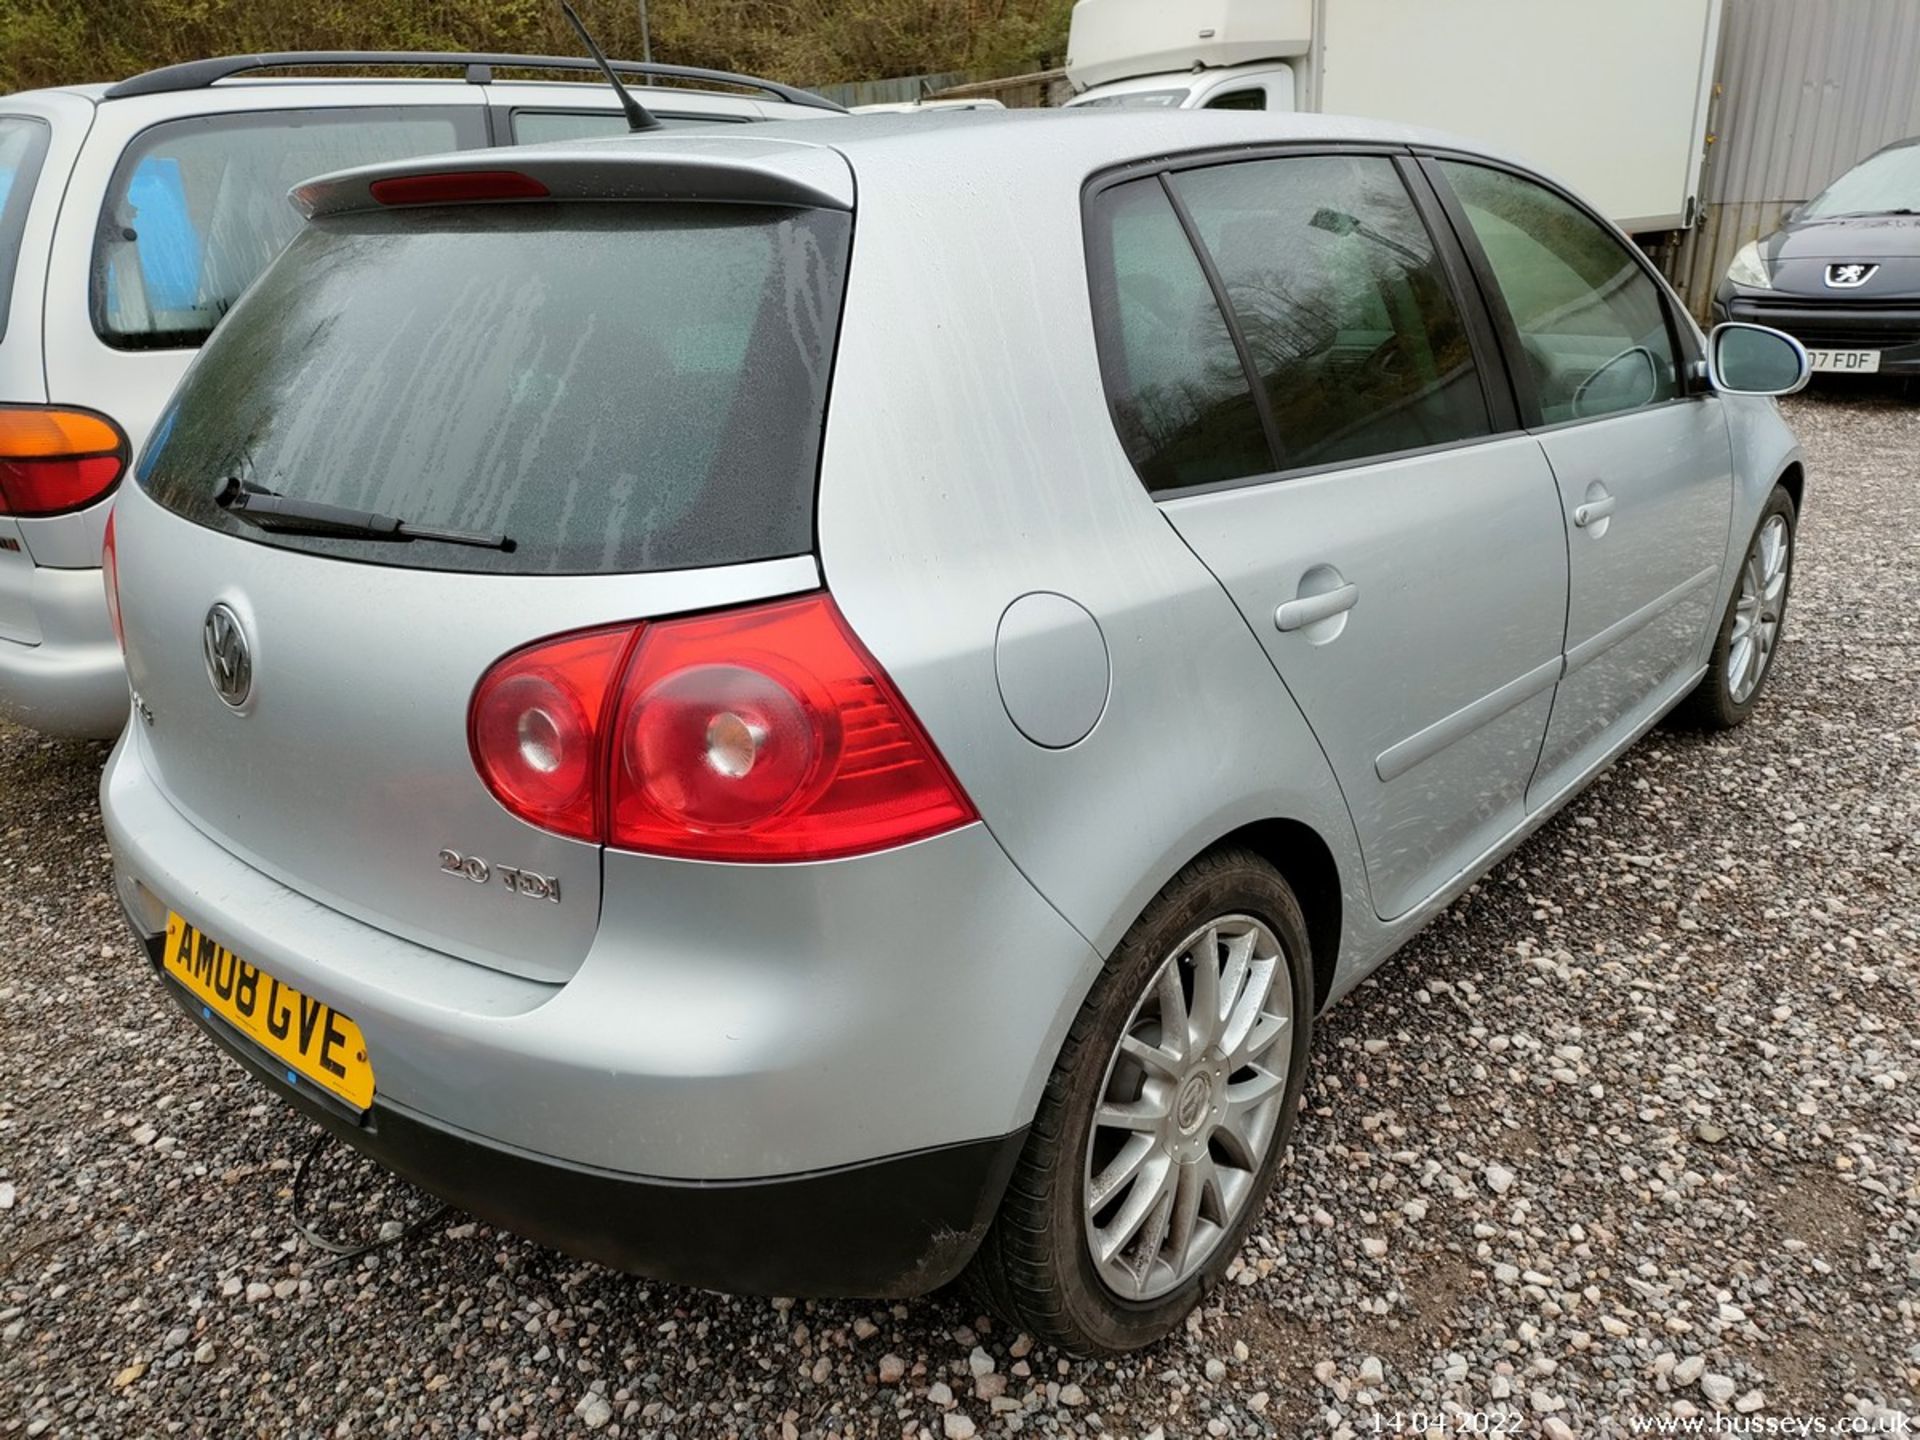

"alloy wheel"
[1081,915,1293,1301]
[1729,513,1791,705]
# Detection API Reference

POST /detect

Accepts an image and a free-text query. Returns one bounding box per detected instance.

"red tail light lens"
[101,509,124,654]
[469,626,635,843]
[467,594,976,862]
[610,596,976,860]
[0,406,128,517]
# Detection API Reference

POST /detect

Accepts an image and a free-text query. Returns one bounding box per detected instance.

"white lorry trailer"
[1063,0,1724,234]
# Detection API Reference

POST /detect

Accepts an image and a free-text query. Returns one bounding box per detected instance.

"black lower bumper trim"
[148,938,1025,1298]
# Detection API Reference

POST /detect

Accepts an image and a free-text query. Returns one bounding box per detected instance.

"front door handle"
[1573,495,1617,528]
[1275,583,1359,633]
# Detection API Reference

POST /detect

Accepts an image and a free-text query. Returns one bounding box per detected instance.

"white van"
[1063,0,1724,234]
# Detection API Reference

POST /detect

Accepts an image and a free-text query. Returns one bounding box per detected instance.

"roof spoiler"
[291,142,855,219]
[104,51,846,113]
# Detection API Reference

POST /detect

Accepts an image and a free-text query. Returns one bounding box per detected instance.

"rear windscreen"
[138,201,851,576]
[0,117,53,346]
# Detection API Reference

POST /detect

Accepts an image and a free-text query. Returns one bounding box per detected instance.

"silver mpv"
[103,110,1809,1354]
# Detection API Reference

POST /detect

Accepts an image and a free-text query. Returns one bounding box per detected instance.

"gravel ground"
[2,385,1917,1440]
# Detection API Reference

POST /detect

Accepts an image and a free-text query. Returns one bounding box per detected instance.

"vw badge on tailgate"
[203,603,252,709]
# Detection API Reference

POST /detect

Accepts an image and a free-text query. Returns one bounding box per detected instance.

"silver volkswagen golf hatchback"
[103,110,1809,1353]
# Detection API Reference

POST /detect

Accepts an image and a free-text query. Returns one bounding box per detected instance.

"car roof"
[293,106,1553,225]
[521,106,1532,176]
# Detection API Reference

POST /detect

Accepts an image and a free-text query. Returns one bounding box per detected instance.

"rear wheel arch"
[1202,818,1342,1013]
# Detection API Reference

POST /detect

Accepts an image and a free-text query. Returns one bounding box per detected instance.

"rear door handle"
[1573,496,1617,528]
[1275,583,1359,633]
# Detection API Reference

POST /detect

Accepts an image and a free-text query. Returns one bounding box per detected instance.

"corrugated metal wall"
[1670,0,1920,314]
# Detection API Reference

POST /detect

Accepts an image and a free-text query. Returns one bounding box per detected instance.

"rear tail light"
[469,625,634,843]
[0,406,129,517]
[469,594,976,862]
[101,509,124,654]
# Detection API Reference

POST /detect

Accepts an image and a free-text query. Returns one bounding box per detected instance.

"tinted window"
[94,108,480,351]
[511,110,749,143]
[139,203,851,576]
[0,117,52,346]
[1171,155,1491,471]
[1801,142,1920,219]
[1087,177,1273,492]
[1440,162,1679,425]
[1203,89,1266,111]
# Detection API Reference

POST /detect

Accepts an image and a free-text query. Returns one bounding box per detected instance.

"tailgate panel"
[116,489,817,984]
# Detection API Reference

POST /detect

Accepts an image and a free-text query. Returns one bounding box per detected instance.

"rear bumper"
[0,564,126,739]
[103,728,1099,1294]
[1715,286,1920,375]
[149,942,1025,1296]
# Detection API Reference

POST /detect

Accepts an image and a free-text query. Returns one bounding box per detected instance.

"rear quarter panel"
[813,134,1370,1105]
[0,90,94,405]
[0,91,95,592]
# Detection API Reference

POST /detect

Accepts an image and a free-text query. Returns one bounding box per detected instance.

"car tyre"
[966,847,1314,1354]
[1672,484,1797,731]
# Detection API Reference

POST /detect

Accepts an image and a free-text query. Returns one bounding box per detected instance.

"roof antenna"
[557,0,661,132]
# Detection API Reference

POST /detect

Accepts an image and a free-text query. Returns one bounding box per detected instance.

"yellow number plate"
[163,913,375,1110]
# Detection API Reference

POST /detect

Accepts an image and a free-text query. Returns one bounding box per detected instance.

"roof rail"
[101,52,847,112]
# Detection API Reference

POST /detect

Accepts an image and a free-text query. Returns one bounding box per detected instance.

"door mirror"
[1572,346,1660,419]
[1709,323,1811,397]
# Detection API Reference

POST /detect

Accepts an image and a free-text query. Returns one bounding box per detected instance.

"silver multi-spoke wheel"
[1729,512,1791,705]
[1081,915,1293,1301]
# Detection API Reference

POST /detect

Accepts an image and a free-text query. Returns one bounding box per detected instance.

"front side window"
[93,107,481,351]
[0,117,52,345]
[1086,177,1274,492]
[1203,89,1267,111]
[1072,89,1190,109]
[1440,161,1679,425]
[1169,155,1492,471]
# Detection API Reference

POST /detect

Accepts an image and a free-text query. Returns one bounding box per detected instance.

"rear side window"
[1086,178,1274,491]
[1169,156,1492,472]
[94,107,481,351]
[138,202,851,577]
[1439,161,1679,425]
[0,117,53,346]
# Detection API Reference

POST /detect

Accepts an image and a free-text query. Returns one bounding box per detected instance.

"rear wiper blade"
[214,477,513,552]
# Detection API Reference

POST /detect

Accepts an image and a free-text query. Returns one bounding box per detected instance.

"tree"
[0,0,1073,94]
